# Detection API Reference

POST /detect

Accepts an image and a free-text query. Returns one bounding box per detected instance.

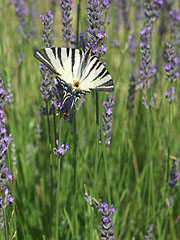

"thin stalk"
[103,147,111,204]
[3,208,8,240]
[55,116,63,240]
[76,0,81,48]
[45,101,53,236]
[72,2,81,238]
[73,111,77,239]
[94,92,99,196]
[166,103,171,191]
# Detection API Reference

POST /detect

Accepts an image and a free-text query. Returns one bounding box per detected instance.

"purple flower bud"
[60,0,75,47]
[102,94,115,145]
[53,141,69,158]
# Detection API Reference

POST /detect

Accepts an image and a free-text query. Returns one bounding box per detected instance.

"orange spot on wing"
[73,81,80,88]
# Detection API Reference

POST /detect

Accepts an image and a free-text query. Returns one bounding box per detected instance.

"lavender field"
[1,0,180,239]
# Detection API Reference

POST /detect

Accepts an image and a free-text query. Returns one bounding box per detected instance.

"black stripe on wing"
[80,48,91,77]
[71,48,76,73]
[57,48,64,69]
[81,58,99,82]
[34,49,59,75]
[90,79,114,92]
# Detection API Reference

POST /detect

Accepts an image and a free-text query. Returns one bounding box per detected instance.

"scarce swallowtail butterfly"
[34,47,114,108]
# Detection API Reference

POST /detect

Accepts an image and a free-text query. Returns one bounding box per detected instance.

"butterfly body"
[34,47,114,91]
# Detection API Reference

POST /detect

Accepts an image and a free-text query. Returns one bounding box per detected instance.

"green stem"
[73,111,77,239]
[103,147,111,204]
[55,156,61,240]
[94,92,99,196]
[45,102,53,236]
[76,0,81,48]
[3,208,8,240]
[165,103,171,197]
[55,116,63,240]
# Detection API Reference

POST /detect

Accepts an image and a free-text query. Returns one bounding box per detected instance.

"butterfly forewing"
[34,47,114,92]
[80,55,114,92]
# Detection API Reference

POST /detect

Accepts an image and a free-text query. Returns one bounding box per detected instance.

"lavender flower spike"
[86,0,108,57]
[169,158,180,188]
[164,41,179,83]
[102,94,115,146]
[39,11,55,103]
[98,202,115,240]
[0,63,14,228]
[144,224,154,240]
[60,0,76,47]
[11,0,29,41]
[53,140,69,158]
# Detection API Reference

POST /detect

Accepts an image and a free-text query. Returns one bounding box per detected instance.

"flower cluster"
[139,25,156,86]
[127,73,136,110]
[116,0,129,31]
[0,68,14,228]
[98,202,115,240]
[84,193,115,239]
[144,0,163,24]
[169,8,180,40]
[169,158,180,189]
[144,224,154,240]
[39,11,55,103]
[53,140,69,158]
[164,41,179,83]
[11,0,29,41]
[165,87,176,104]
[60,0,76,47]
[139,24,156,108]
[128,34,138,64]
[40,10,55,48]
[102,94,115,146]
[86,0,108,57]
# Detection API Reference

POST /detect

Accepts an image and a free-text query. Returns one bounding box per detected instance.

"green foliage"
[0,0,180,239]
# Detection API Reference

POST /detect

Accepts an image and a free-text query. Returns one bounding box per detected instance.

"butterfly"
[34,47,114,108]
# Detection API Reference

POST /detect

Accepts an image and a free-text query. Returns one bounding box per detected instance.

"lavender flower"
[139,24,156,87]
[0,64,14,228]
[128,34,138,64]
[39,11,55,102]
[142,96,154,109]
[127,73,136,110]
[169,8,180,41]
[60,0,76,47]
[86,0,108,57]
[0,188,14,208]
[133,0,143,22]
[11,0,29,41]
[53,140,69,158]
[165,86,176,103]
[164,41,179,83]
[169,158,180,188]
[80,32,86,50]
[98,202,115,240]
[84,192,92,205]
[40,10,55,48]
[144,224,154,240]
[144,0,163,24]
[102,94,115,146]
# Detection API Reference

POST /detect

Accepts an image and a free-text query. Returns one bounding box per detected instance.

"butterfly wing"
[34,47,114,92]
[79,50,114,92]
[34,48,83,85]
